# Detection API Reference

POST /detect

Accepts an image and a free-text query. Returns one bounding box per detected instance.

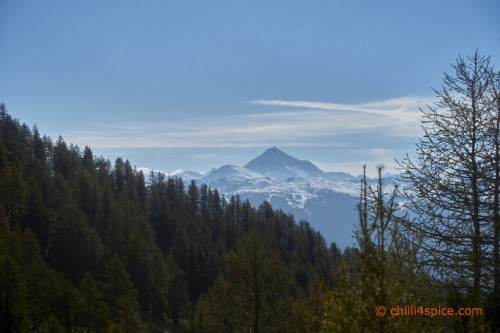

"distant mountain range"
[172,147,396,248]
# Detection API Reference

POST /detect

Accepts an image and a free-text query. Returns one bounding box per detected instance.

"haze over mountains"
[173,147,396,248]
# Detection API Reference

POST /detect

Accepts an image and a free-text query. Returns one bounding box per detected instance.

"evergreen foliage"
[1,51,498,331]
[0,105,337,332]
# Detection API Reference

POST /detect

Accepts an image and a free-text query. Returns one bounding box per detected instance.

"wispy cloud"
[62,96,434,149]
[248,96,434,136]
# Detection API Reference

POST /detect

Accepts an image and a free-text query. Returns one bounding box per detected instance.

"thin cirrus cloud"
[63,96,433,149]
[247,96,434,136]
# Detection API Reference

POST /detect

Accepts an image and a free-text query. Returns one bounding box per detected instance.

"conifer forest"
[1,52,500,332]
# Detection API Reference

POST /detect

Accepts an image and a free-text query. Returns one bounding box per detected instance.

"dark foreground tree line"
[0,101,350,332]
[1,51,499,332]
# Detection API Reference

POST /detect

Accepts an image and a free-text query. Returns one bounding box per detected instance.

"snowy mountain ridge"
[171,147,395,248]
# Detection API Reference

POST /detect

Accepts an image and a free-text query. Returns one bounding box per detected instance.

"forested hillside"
[0,104,347,332]
[1,50,499,333]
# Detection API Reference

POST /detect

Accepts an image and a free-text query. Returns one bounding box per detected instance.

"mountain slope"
[174,147,372,247]
[204,164,264,181]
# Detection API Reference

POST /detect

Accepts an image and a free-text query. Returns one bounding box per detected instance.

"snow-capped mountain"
[244,146,325,180]
[173,147,395,248]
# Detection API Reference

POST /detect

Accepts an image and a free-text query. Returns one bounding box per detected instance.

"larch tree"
[397,51,500,330]
[325,165,428,333]
[484,68,500,330]
[195,230,293,333]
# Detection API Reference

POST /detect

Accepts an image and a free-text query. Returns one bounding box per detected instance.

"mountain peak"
[265,146,282,153]
[244,147,324,180]
[262,146,289,156]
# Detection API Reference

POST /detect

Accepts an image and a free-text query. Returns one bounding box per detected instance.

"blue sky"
[1,0,499,176]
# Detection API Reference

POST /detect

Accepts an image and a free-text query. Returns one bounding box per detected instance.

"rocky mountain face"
[173,147,395,248]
